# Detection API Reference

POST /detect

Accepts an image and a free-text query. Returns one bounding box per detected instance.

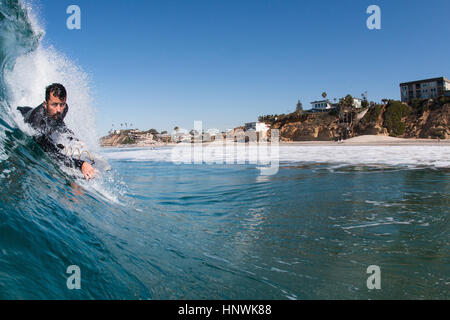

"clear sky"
[34,0,450,135]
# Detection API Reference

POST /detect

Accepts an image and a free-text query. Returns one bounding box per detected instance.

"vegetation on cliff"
[101,97,450,146]
[361,105,383,125]
[260,97,450,141]
[383,101,411,136]
[100,129,161,147]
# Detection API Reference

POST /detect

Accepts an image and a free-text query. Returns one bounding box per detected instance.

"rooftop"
[310,100,330,104]
[400,76,449,86]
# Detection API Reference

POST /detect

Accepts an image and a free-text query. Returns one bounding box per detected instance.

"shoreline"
[100,135,450,148]
[279,135,450,146]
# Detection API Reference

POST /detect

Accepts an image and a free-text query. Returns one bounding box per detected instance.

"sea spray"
[4,35,98,151]
[0,2,151,299]
[0,0,129,226]
[0,0,129,204]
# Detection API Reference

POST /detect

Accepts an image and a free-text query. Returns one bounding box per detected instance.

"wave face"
[0,1,152,299]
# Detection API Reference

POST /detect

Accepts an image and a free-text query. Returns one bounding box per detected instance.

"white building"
[244,122,269,132]
[311,98,362,112]
[243,122,270,142]
[352,98,362,108]
[171,128,190,143]
[310,100,334,112]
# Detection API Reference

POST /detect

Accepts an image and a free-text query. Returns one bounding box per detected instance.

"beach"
[105,135,450,149]
[280,135,450,146]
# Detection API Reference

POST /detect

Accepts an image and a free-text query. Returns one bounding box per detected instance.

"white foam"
[22,0,45,38]
[342,220,413,230]
[5,45,98,151]
[270,267,288,273]
[103,145,450,169]
[1,1,121,201]
[4,2,97,148]
[0,129,7,162]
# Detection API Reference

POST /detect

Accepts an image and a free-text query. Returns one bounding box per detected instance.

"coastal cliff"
[100,129,168,147]
[267,99,450,141]
[100,99,450,147]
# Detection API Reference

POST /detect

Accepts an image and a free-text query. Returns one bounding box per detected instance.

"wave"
[0,0,152,299]
[103,144,450,169]
[1,0,449,300]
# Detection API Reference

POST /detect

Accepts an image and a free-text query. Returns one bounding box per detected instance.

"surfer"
[17,83,96,180]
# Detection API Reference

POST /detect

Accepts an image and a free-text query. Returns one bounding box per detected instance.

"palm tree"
[322,92,327,99]
[361,91,368,102]
[296,100,303,113]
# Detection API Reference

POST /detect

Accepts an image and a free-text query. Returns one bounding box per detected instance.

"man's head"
[44,83,67,121]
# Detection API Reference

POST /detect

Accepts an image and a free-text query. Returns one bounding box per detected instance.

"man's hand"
[81,161,97,180]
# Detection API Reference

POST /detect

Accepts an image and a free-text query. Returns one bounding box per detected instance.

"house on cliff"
[310,98,362,112]
[400,76,450,103]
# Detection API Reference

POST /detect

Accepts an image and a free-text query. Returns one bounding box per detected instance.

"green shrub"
[430,128,446,139]
[122,136,136,144]
[361,99,369,108]
[328,109,339,117]
[439,96,450,105]
[361,105,382,124]
[411,99,424,110]
[148,128,159,135]
[411,97,450,115]
[259,114,282,125]
[383,100,411,136]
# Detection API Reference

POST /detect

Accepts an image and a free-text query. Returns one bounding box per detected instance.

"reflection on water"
[108,158,449,299]
[1,145,449,299]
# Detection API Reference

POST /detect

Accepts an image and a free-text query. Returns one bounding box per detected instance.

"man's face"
[44,93,67,120]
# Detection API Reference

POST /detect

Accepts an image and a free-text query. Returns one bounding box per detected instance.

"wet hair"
[45,83,67,101]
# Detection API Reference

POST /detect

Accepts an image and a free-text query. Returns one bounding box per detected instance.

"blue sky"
[35,0,450,135]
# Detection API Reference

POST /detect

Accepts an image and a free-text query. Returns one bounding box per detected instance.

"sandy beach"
[101,135,450,148]
[279,135,450,146]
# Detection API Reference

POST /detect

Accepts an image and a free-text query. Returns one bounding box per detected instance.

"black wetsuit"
[17,103,85,170]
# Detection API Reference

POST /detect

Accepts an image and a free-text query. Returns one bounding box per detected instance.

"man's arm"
[56,123,97,179]
[35,135,83,167]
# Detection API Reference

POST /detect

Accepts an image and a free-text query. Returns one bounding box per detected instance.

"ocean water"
[0,1,449,299]
[99,146,450,300]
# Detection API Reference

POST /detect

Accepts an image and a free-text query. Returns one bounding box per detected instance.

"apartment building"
[400,77,450,102]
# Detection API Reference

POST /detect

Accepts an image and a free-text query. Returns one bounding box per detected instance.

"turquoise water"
[0,0,449,299]
[3,145,449,299]
[101,153,449,299]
